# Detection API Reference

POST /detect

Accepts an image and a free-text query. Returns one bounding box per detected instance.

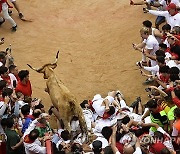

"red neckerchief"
[24,134,34,144]
[172,11,179,16]
[15,75,20,81]
[0,97,4,102]
[102,112,111,119]
[154,106,163,114]
[159,74,170,83]
[24,115,35,120]
[88,100,95,111]
[0,0,13,12]
[36,122,46,128]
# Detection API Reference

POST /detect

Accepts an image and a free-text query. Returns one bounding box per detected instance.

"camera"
[117,119,122,131]
[145,88,151,92]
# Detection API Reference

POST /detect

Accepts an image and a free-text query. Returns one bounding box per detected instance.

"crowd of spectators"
[1,0,180,154]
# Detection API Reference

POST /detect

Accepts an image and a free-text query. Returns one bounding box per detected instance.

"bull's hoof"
[44,88,49,92]
[48,106,54,115]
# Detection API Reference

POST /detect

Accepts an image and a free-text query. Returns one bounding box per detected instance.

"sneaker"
[130,0,134,5]
[136,61,142,68]
[19,13,24,19]
[11,25,17,32]
[130,97,141,108]
[8,10,13,16]
[0,18,5,26]
[116,90,124,99]
[143,78,154,85]
[48,106,54,115]
[136,61,147,67]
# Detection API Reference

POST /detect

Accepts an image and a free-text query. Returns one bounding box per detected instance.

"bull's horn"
[27,64,41,72]
[51,50,60,65]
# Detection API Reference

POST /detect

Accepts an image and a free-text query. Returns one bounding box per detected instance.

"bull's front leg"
[44,87,49,93]
[62,118,71,132]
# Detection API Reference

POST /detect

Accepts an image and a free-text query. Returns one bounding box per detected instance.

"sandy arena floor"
[0,0,157,112]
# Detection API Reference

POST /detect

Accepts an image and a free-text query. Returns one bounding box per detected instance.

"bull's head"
[27,51,59,79]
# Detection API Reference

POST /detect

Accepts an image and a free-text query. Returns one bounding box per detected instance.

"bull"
[27,51,88,141]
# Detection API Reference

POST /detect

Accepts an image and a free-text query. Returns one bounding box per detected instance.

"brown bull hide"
[27,51,88,140]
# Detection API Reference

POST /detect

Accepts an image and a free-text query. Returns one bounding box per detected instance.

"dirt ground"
[0,0,157,111]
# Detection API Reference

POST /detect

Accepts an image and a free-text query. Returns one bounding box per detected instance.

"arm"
[169,82,180,107]
[111,125,119,154]
[133,42,146,52]
[112,100,121,110]
[11,137,23,150]
[103,99,110,111]
[141,122,159,129]
[148,10,169,17]
[140,69,154,78]
[133,138,142,154]
[141,109,150,121]
[23,119,39,138]
[144,49,156,60]
[153,29,163,38]
[154,77,168,89]
[149,86,168,97]
[143,65,159,73]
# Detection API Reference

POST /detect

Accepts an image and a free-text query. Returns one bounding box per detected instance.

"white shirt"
[24,139,46,154]
[149,10,180,29]
[115,147,142,154]
[157,127,174,150]
[143,65,159,75]
[90,136,109,149]
[160,0,180,9]
[83,109,93,130]
[0,101,7,116]
[9,73,18,88]
[143,35,159,66]
[143,35,159,55]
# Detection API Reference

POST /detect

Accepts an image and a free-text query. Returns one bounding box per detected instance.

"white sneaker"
[116,90,124,99]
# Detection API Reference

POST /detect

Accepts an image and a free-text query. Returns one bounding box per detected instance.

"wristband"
[169,87,174,92]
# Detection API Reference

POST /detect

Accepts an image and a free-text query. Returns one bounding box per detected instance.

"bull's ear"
[51,64,57,69]
[27,64,42,72]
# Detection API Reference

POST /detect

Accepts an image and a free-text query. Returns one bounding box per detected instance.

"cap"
[166,3,176,10]
[92,140,102,150]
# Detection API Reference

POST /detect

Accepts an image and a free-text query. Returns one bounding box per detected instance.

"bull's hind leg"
[77,111,89,142]
[62,119,71,132]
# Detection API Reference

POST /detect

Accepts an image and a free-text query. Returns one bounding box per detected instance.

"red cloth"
[0,142,6,154]
[166,47,179,59]
[24,134,34,144]
[0,0,13,12]
[159,74,170,83]
[1,76,11,87]
[116,142,123,153]
[15,80,32,96]
[150,142,166,153]
[102,112,111,119]
[172,97,180,108]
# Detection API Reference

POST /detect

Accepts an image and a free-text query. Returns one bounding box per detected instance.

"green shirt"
[150,110,168,132]
[168,105,177,121]
[5,128,21,154]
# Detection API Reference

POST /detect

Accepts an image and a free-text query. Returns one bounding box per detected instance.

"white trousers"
[0,3,16,27]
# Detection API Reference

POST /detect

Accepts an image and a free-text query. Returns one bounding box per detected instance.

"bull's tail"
[69,100,88,138]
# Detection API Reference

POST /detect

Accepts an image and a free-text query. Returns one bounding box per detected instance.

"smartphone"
[117,119,122,130]
[145,88,151,92]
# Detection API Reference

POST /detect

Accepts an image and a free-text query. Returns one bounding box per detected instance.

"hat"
[92,140,102,150]
[166,3,176,10]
